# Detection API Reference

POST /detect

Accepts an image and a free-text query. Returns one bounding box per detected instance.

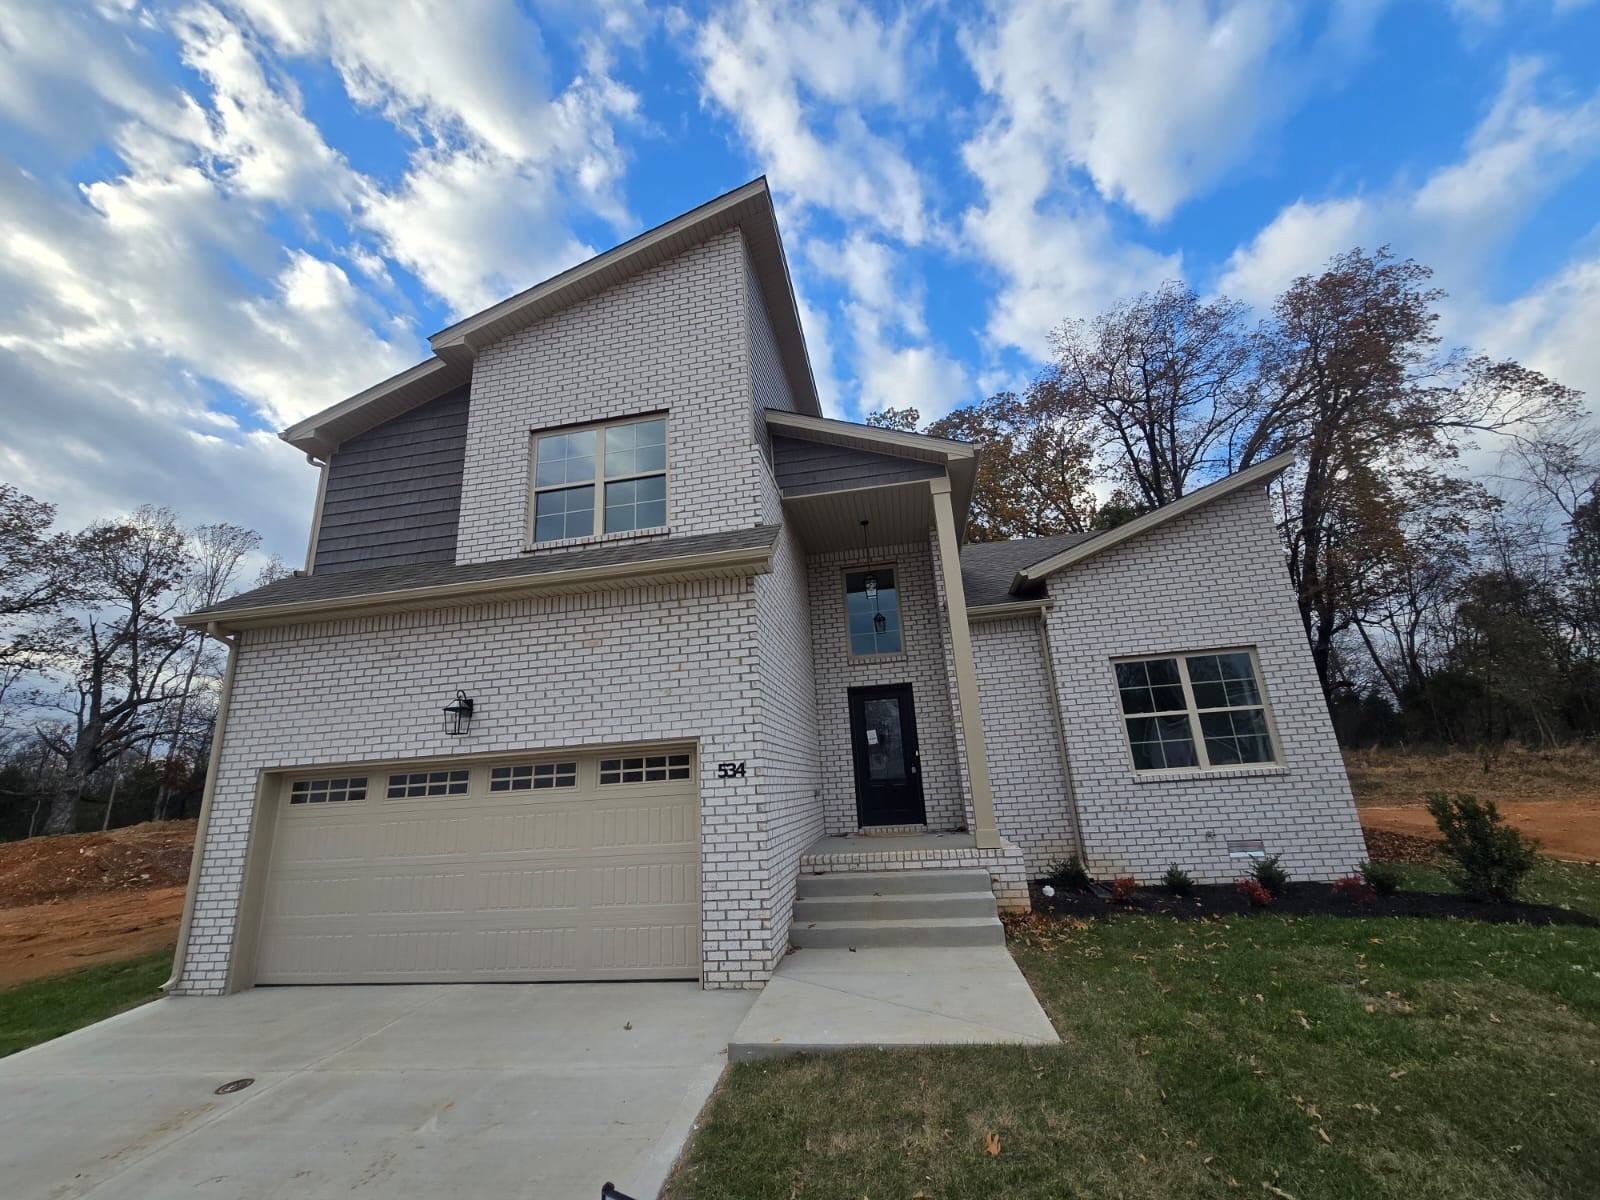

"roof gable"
[282,178,818,457]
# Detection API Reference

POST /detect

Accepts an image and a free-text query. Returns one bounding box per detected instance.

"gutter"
[163,624,239,994]
[177,541,775,633]
[966,599,1050,622]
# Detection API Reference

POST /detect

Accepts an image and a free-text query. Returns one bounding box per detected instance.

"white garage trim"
[228,743,701,989]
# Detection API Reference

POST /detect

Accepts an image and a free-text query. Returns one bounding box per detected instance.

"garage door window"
[599,753,691,784]
[385,770,470,799]
[289,776,368,804]
[490,762,578,791]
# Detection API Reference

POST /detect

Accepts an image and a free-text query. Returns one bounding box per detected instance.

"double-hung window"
[1113,649,1277,773]
[531,416,667,544]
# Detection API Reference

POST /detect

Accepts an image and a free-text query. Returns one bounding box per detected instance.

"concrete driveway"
[1,983,754,1200]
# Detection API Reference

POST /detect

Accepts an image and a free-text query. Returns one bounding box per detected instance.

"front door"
[848,684,926,827]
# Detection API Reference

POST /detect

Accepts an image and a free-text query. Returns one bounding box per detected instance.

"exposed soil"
[0,822,194,988]
[1026,880,1600,928]
[1361,826,1442,864]
[1362,801,1600,864]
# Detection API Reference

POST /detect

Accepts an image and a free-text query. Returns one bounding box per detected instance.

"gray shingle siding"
[771,435,943,496]
[313,387,470,575]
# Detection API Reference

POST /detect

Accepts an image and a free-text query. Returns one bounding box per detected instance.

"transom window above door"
[531,415,667,544]
[845,567,902,655]
[1113,649,1277,773]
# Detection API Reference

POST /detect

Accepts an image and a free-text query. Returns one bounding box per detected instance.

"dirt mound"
[1361,802,1600,864]
[0,821,195,910]
[0,887,184,987]
[1362,826,1440,864]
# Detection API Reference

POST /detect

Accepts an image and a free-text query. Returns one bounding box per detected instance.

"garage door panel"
[256,750,700,984]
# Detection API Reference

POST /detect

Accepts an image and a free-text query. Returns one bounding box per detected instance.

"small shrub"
[1235,878,1273,907]
[1358,858,1401,896]
[1332,874,1376,904]
[1425,792,1539,902]
[1161,863,1195,895]
[1109,875,1139,902]
[1251,853,1290,896]
[1046,855,1093,891]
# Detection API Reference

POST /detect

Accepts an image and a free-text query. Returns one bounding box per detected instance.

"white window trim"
[1111,647,1283,776]
[527,412,671,547]
[842,562,907,660]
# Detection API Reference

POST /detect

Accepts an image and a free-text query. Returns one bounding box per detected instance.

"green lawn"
[0,949,172,1057]
[668,873,1600,1200]
[1389,856,1600,919]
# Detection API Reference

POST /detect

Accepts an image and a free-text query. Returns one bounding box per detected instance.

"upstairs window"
[531,416,667,544]
[845,567,902,655]
[1113,649,1277,773]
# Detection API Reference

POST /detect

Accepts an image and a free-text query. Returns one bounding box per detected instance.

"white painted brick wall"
[454,228,764,566]
[1043,486,1367,883]
[971,615,1077,876]
[174,580,784,994]
[805,541,966,833]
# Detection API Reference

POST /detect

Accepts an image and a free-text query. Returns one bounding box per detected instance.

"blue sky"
[2,0,1598,566]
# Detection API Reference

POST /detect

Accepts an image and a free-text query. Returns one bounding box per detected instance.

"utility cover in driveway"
[0,984,754,1200]
[255,751,699,983]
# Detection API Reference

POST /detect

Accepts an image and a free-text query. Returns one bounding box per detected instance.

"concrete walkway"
[1,983,754,1200]
[727,943,1059,1060]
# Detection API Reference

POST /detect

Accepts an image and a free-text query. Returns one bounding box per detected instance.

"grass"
[1389,857,1600,920]
[0,948,172,1057]
[668,908,1600,1199]
[1344,743,1600,807]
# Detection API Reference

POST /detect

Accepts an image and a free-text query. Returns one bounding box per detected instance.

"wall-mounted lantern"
[442,690,475,736]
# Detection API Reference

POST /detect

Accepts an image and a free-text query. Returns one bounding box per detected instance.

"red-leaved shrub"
[1235,878,1273,907]
[1332,874,1376,904]
[1110,875,1138,902]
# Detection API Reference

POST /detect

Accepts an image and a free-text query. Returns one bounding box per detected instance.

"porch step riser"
[796,868,994,898]
[792,892,998,922]
[789,918,1004,950]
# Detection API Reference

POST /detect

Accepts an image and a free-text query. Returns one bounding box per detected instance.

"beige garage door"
[253,749,700,984]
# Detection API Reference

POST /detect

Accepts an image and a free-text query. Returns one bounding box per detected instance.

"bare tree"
[33,507,193,835]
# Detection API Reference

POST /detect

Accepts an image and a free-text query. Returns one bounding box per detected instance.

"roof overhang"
[281,357,471,459]
[180,540,775,634]
[280,178,820,458]
[764,410,979,538]
[1012,451,1296,591]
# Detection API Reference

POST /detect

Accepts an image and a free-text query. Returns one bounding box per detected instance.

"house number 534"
[716,761,747,779]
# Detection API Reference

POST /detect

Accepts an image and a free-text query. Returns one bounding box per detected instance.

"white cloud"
[962,0,1298,224]
[1220,60,1600,307]
[693,0,932,245]
[1474,256,1600,418]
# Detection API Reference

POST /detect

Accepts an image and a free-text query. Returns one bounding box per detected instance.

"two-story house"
[168,179,1365,995]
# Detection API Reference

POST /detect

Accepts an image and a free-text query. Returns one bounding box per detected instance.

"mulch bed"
[1028,880,1599,928]
[1362,826,1441,864]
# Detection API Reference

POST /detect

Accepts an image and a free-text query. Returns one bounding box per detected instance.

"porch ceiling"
[781,480,936,553]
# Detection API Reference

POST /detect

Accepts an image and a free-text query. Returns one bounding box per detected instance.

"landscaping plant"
[1425,792,1539,902]
[1161,863,1195,895]
[1109,875,1138,902]
[1332,874,1376,903]
[1251,853,1289,896]
[1358,858,1402,896]
[1045,855,1093,890]
[1234,878,1273,907]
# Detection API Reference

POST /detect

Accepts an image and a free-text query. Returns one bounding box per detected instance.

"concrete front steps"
[788,868,1004,949]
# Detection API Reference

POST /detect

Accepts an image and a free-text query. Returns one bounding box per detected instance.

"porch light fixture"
[442,690,475,737]
[859,520,879,600]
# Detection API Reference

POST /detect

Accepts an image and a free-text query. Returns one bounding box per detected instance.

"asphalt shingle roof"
[191,525,781,618]
[958,532,1101,607]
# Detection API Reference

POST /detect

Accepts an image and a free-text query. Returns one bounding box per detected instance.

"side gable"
[313,387,470,575]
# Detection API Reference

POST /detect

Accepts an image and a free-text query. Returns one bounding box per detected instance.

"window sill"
[1130,765,1288,784]
[523,526,670,554]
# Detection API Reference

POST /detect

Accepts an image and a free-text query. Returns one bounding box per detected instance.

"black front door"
[848,684,926,827]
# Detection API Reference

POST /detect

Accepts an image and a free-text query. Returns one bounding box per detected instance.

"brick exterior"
[799,838,1031,913]
[454,227,764,567]
[178,204,1360,997]
[804,541,966,834]
[971,615,1078,876]
[1042,486,1366,883]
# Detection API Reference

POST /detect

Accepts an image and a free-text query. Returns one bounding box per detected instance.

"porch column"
[928,477,1001,850]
